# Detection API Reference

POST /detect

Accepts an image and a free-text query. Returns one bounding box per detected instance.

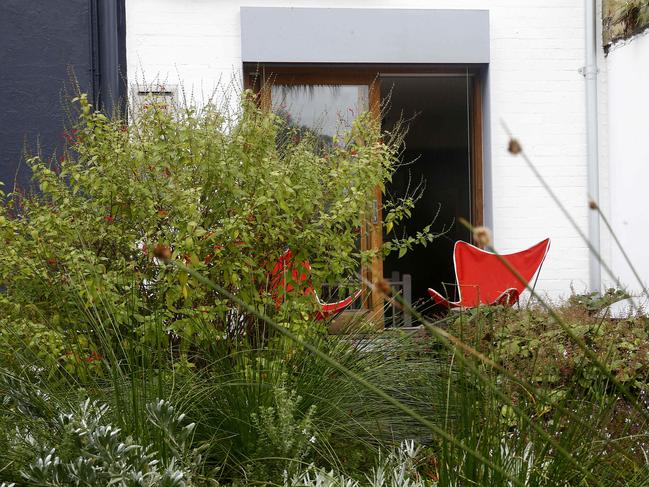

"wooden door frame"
[243,63,485,322]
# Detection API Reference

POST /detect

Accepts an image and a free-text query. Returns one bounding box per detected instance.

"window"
[245,64,484,325]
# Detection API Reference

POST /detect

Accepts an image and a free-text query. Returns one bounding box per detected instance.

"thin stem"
[444,349,455,432]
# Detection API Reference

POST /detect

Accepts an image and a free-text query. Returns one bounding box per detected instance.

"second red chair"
[270,249,361,320]
[427,238,550,309]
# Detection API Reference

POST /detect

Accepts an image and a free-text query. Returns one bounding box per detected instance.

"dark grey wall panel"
[0,0,126,192]
[241,8,490,64]
[0,0,93,191]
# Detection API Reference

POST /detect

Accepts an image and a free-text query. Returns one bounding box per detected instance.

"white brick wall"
[127,0,602,299]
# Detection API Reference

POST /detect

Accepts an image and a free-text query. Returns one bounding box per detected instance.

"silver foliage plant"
[251,384,318,473]
[285,440,437,487]
[14,398,201,487]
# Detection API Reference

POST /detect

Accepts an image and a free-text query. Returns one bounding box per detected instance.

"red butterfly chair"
[427,238,550,309]
[270,249,362,320]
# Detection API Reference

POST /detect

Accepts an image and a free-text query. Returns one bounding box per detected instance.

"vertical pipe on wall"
[116,0,127,113]
[90,0,127,116]
[585,0,601,292]
[98,0,119,114]
[89,0,100,107]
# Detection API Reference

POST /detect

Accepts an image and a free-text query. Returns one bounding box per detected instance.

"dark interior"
[381,76,473,308]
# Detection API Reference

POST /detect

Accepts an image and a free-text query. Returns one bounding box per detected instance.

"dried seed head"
[473,226,493,248]
[377,278,392,296]
[508,138,522,155]
[153,243,172,261]
[589,200,599,210]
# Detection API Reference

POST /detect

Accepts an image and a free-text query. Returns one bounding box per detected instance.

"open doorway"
[243,64,484,326]
[381,75,479,319]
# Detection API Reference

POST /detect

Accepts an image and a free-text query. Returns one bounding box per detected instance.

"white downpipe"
[585,0,601,292]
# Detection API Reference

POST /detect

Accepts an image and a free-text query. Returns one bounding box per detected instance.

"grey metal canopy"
[241,7,490,64]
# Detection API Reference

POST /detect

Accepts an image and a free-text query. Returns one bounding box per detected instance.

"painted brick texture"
[127,0,600,298]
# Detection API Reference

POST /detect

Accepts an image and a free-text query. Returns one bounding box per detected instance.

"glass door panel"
[244,65,484,328]
[271,85,369,141]
[270,83,376,314]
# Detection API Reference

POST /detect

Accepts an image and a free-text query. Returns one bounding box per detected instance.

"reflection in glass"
[271,84,369,307]
[271,85,369,146]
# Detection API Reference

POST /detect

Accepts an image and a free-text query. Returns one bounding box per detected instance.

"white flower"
[309,436,316,444]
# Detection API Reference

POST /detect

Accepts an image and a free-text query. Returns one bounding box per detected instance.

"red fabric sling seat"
[270,249,361,320]
[427,238,550,309]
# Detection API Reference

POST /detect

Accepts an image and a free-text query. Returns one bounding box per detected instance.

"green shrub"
[0,91,415,366]
[449,302,649,395]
